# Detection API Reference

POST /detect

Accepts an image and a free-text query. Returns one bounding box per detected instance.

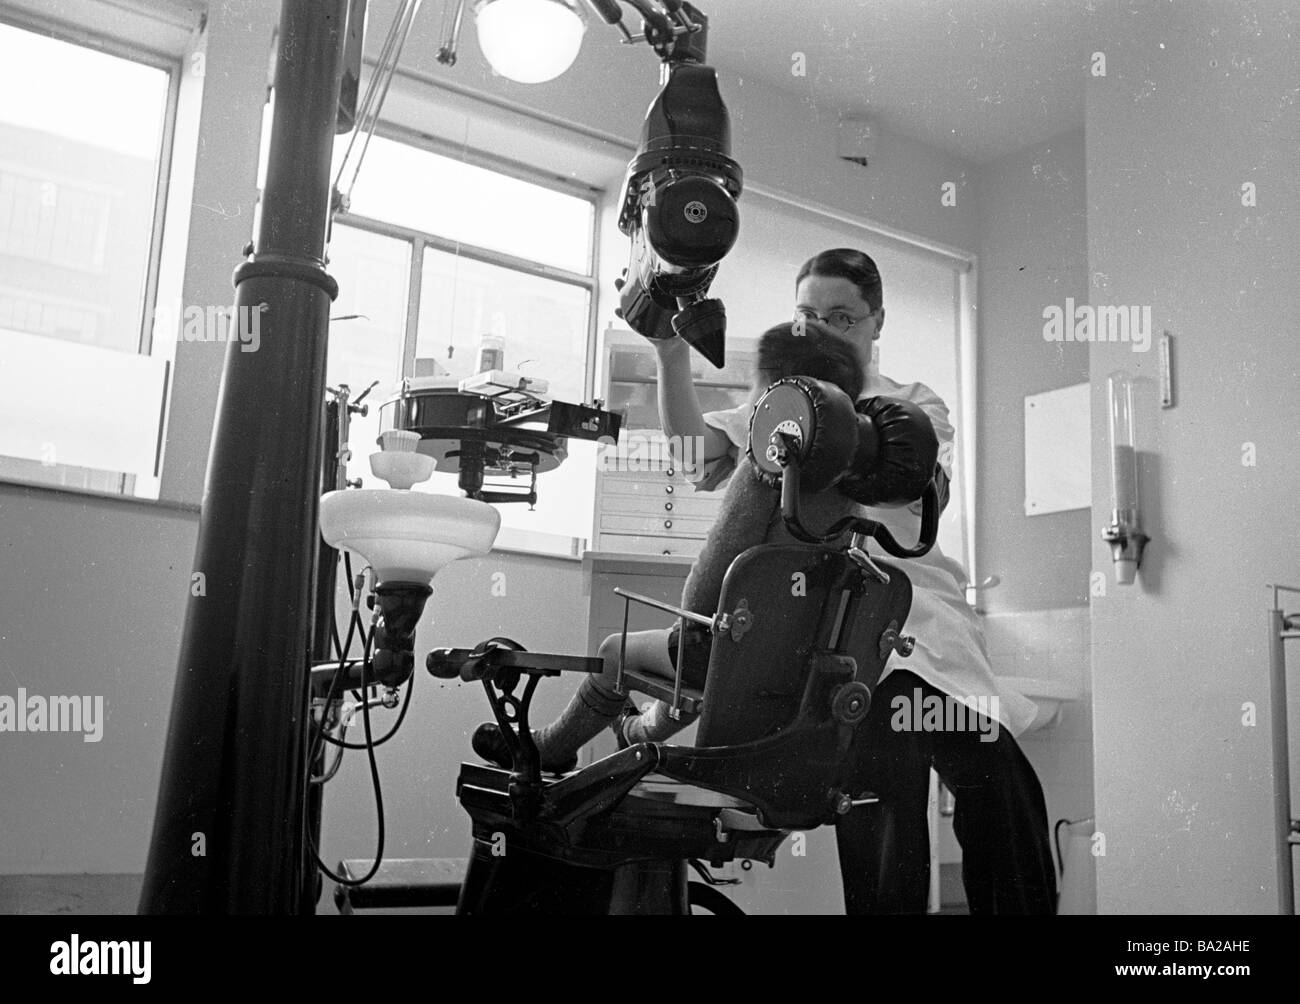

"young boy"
[474,319,874,768]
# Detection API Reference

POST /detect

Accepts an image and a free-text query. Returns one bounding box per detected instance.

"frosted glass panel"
[0,327,168,477]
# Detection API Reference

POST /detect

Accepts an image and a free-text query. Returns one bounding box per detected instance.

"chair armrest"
[621,669,704,717]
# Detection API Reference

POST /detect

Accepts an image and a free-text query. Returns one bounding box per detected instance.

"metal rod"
[1267,606,1295,915]
[139,0,349,914]
[615,595,630,693]
[669,617,686,720]
[612,586,714,628]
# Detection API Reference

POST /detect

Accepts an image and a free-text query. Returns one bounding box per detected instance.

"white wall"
[1086,0,1300,914]
[974,129,1091,614]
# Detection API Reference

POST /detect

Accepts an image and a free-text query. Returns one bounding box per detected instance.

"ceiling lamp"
[473,0,587,83]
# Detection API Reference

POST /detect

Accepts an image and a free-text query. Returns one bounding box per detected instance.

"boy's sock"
[534,675,627,768]
[622,699,695,745]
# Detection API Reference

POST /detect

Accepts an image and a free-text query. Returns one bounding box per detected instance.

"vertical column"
[140,0,348,913]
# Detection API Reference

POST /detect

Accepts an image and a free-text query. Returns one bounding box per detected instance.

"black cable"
[1053,817,1071,878]
[318,670,415,749]
[350,605,375,702]
[310,647,385,887]
[307,549,408,887]
[330,619,343,662]
[308,611,359,770]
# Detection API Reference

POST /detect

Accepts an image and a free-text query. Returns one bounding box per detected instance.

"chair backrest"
[694,543,913,748]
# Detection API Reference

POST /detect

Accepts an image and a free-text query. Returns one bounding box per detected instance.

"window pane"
[326,224,412,489]
[415,248,590,402]
[0,23,170,496]
[335,135,592,273]
[413,248,594,542]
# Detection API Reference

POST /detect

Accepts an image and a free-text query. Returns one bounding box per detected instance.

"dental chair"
[427,376,941,915]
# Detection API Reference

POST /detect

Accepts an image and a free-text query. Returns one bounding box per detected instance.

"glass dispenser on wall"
[1101,371,1149,585]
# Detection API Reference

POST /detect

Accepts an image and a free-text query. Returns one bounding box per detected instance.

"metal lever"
[848,532,890,584]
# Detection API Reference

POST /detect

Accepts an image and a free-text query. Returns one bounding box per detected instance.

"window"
[0,19,175,498]
[325,131,600,553]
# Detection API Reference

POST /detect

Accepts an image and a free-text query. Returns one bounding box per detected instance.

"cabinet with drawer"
[592,328,754,556]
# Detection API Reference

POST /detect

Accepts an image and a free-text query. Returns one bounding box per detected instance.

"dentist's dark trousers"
[835,669,1058,915]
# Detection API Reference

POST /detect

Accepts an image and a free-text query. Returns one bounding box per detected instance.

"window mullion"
[402,236,423,380]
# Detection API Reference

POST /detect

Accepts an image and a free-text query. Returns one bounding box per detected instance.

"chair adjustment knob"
[878,623,915,660]
[830,682,872,725]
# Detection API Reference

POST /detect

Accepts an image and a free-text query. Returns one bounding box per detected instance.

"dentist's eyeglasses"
[793,307,873,334]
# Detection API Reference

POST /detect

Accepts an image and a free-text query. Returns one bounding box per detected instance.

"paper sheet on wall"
[1024,382,1091,515]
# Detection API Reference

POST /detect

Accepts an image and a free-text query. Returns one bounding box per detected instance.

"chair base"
[457,841,693,915]
[453,761,789,915]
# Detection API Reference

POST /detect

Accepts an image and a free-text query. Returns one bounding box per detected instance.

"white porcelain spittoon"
[318,429,500,583]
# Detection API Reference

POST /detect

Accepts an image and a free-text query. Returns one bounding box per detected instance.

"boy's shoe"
[471,722,578,774]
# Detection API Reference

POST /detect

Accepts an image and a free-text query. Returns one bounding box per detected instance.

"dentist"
[651,248,1058,914]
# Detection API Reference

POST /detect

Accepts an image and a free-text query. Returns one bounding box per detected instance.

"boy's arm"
[653,337,732,483]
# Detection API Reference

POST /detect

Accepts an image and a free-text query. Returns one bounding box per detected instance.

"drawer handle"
[665,485,674,494]
[664,519,673,529]
[665,502,673,511]
[667,468,675,477]
[662,549,672,555]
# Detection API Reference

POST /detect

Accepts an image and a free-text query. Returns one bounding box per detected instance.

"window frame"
[333,121,603,405]
[327,125,605,558]
[0,7,183,498]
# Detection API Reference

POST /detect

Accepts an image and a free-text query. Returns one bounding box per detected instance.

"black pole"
[140,0,348,913]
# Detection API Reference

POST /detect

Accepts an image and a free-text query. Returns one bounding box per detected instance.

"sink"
[319,489,501,583]
[996,676,1081,733]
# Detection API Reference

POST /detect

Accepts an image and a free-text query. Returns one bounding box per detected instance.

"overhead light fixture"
[473,0,586,83]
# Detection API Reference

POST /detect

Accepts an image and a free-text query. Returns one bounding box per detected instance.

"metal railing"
[1267,583,1300,915]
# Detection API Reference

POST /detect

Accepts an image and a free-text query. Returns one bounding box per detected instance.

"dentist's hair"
[795,248,883,312]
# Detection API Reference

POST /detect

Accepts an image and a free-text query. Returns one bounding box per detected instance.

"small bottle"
[477,334,504,373]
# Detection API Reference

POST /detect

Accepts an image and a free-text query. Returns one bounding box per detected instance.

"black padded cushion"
[746,376,860,493]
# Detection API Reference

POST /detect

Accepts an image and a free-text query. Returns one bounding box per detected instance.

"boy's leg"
[530,628,675,767]
[620,621,710,744]
[933,720,1057,915]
